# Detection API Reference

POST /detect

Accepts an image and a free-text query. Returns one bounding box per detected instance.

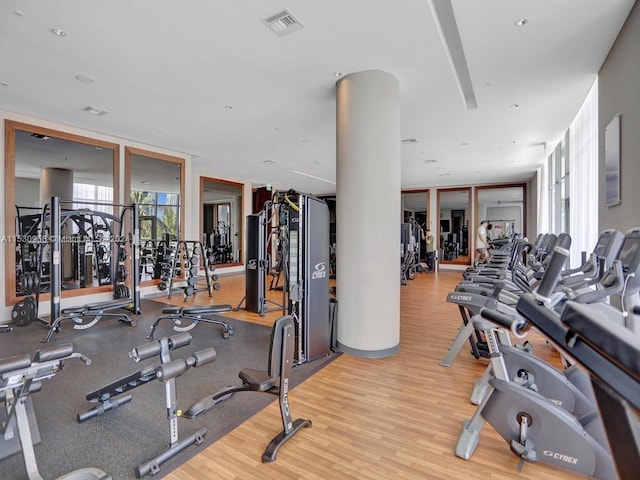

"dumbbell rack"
[161,241,220,301]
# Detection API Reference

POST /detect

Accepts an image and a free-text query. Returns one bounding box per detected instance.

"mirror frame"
[124,146,186,286]
[4,119,120,306]
[474,183,527,263]
[199,176,244,267]
[437,187,472,267]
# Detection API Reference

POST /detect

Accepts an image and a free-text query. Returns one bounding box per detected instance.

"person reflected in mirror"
[421,227,435,272]
[476,220,490,264]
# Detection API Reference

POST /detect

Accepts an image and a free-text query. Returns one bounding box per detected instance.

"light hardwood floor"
[163,270,585,480]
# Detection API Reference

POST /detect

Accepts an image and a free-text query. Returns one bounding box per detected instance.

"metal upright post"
[49,196,61,324]
[131,203,141,313]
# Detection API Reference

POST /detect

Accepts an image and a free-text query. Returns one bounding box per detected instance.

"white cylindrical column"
[40,167,73,203]
[336,70,401,358]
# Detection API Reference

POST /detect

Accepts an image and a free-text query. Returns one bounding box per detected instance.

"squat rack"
[36,196,141,327]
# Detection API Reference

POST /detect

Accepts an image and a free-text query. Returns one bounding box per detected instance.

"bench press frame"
[147,304,234,340]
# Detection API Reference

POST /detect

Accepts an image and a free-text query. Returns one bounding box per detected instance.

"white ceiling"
[0,1,635,196]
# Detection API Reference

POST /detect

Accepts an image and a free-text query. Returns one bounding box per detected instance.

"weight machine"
[237,189,331,364]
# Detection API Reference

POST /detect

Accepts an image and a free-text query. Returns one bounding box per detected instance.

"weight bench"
[184,315,311,463]
[77,332,216,478]
[44,299,135,343]
[147,304,234,340]
[0,343,111,480]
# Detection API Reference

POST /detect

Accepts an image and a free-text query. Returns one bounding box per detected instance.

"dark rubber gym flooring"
[0,299,338,479]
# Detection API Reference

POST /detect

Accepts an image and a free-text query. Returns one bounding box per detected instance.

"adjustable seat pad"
[161,305,233,315]
[62,299,131,314]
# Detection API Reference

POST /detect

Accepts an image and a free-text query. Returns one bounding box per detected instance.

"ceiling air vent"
[262,9,304,36]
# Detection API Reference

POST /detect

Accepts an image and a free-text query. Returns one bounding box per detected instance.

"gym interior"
[1,2,639,480]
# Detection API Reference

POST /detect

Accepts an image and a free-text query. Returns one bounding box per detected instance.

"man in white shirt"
[476,220,490,264]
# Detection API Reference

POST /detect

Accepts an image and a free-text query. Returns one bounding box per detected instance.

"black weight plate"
[187,277,197,286]
[19,274,28,294]
[118,247,127,262]
[116,264,128,282]
[12,296,36,326]
[211,274,219,281]
[32,273,40,292]
[158,281,167,291]
[189,266,199,277]
[26,272,34,295]
[184,285,195,296]
[190,255,200,266]
[209,264,216,272]
[212,283,220,291]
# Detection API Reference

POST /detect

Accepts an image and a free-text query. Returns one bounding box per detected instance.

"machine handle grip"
[480,308,529,338]
[536,246,570,299]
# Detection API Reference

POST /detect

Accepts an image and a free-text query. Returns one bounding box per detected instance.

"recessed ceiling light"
[402,138,418,144]
[509,140,517,144]
[51,28,68,36]
[263,160,275,165]
[424,159,437,164]
[95,147,103,151]
[313,161,321,165]
[75,74,94,83]
[0,81,8,87]
[460,142,470,146]
[515,18,528,27]
[333,72,343,77]
[83,106,109,116]
[224,105,233,110]
[13,10,24,16]
[511,103,520,109]
[302,139,309,143]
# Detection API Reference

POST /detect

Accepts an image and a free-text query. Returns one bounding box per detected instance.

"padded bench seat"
[161,305,233,316]
[62,299,132,315]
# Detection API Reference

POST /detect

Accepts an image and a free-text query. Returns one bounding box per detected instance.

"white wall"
[15,178,40,209]
[485,205,522,236]
[598,3,640,232]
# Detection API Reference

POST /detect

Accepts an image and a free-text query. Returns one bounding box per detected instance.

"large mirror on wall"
[200,177,243,267]
[401,190,431,267]
[4,120,119,306]
[475,184,526,256]
[438,188,471,266]
[125,147,185,284]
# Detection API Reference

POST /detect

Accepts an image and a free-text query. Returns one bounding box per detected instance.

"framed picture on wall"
[605,114,621,207]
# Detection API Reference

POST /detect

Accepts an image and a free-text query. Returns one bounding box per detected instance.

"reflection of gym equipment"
[400,219,420,285]
[0,343,111,480]
[237,189,330,364]
[204,221,234,264]
[77,333,215,478]
[184,315,312,462]
[36,197,142,341]
[147,304,234,340]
